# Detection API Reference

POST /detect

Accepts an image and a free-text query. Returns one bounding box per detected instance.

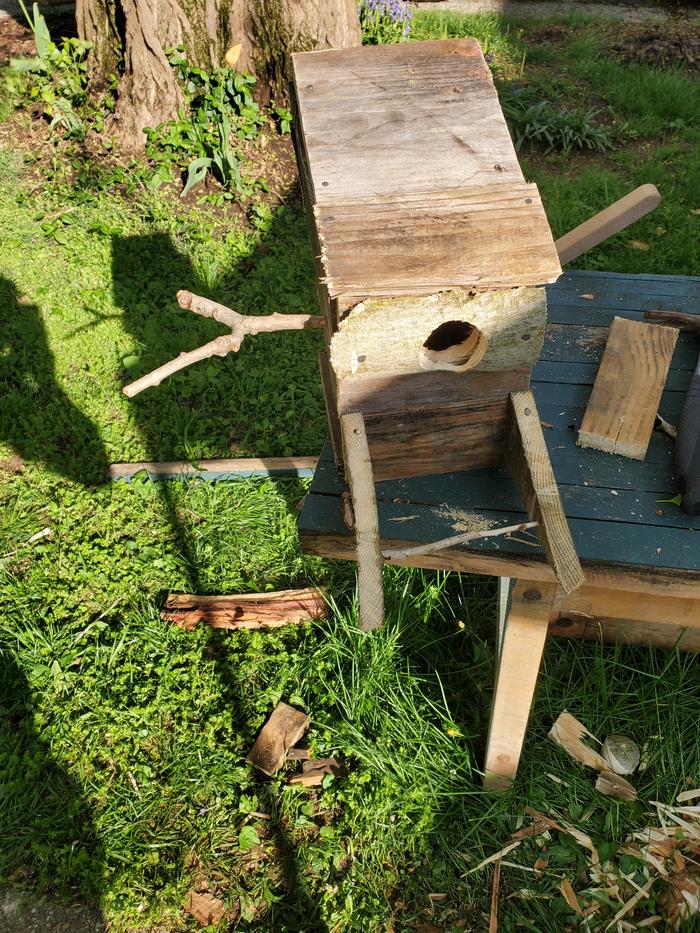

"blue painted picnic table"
[299,270,699,585]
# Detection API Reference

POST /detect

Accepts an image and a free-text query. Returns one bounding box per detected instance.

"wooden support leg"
[506,391,585,595]
[484,579,558,792]
[340,412,385,631]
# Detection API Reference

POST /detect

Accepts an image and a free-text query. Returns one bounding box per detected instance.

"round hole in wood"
[419,320,487,372]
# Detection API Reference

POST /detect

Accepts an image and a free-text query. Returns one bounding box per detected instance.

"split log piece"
[286,748,312,761]
[246,703,310,776]
[577,317,678,460]
[288,757,346,786]
[340,412,385,631]
[123,290,325,397]
[383,521,538,562]
[507,391,585,595]
[162,588,327,631]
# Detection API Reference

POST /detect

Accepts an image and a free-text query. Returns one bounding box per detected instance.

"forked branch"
[123,290,325,398]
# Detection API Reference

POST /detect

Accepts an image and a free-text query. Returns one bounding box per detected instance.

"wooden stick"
[382,521,538,561]
[123,334,239,398]
[340,412,384,632]
[507,391,585,595]
[107,456,318,481]
[489,859,502,933]
[555,184,660,265]
[123,291,325,397]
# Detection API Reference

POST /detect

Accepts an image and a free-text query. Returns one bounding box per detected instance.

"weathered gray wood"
[292,39,524,204]
[316,187,561,299]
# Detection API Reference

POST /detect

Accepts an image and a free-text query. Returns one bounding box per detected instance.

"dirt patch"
[0,890,104,933]
[604,21,700,71]
[0,15,34,64]
[0,452,24,475]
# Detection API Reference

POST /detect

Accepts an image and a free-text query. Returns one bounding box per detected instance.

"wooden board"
[315,185,561,299]
[506,391,584,594]
[291,39,560,310]
[549,584,700,651]
[108,457,317,482]
[577,316,678,459]
[292,39,524,204]
[298,272,700,590]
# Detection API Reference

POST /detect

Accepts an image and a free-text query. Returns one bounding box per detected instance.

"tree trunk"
[77,0,361,150]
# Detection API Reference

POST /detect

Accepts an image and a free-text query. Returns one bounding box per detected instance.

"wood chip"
[677,788,700,804]
[185,891,226,927]
[162,588,327,631]
[286,747,312,761]
[548,710,608,771]
[246,703,310,776]
[596,770,638,802]
[288,757,346,785]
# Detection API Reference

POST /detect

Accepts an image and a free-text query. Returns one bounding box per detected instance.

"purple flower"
[358,0,413,44]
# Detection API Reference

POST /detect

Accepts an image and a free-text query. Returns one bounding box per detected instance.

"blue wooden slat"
[300,494,699,572]
[533,360,692,392]
[542,325,698,371]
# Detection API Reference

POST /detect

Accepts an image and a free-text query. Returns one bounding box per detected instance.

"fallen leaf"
[630,239,650,250]
[559,877,583,915]
[225,43,242,67]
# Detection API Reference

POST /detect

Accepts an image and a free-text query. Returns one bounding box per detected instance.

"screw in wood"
[522,589,541,601]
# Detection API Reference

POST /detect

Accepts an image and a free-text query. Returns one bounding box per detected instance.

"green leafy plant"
[9,1,92,138]
[144,52,266,199]
[500,86,612,153]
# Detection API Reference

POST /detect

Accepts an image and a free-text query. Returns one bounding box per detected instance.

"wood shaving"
[436,505,493,533]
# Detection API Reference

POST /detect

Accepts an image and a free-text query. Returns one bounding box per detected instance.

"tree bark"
[77,0,361,150]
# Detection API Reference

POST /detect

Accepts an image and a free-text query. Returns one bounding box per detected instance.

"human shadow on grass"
[110,210,330,927]
[0,275,108,485]
[0,649,105,931]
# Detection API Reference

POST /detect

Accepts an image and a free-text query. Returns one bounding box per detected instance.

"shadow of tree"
[0,648,105,927]
[0,275,108,485]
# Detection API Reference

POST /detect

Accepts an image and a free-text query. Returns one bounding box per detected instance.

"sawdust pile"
[436,505,493,534]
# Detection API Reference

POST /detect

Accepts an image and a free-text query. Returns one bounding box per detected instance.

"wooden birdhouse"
[290,39,562,482]
[291,39,584,622]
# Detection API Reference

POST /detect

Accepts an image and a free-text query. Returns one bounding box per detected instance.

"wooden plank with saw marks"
[577,316,678,460]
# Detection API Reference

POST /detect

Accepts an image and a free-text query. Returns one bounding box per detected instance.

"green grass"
[1,10,700,932]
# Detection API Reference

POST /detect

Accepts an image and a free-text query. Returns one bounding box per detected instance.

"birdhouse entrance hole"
[419,320,487,372]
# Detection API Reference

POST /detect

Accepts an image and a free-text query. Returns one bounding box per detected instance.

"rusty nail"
[524,407,532,416]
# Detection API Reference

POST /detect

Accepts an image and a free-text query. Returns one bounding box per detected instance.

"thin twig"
[654,413,677,441]
[489,859,502,933]
[123,291,325,398]
[382,521,539,561]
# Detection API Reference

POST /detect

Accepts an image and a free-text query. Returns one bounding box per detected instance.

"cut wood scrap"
[286,747,312,761]
[162,588,327,631]
[185,891,226,927]
[596,770,638,802]
[677,788,700,803]
[108,456,318,481]
[506,391,584,595]
[577,317,678,460]
[548,711,608,771]
[489,858,501,933]
[246,703,310,776]
[288,757,346,786]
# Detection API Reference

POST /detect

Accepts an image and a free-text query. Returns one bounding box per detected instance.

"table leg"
[483,579,558,792]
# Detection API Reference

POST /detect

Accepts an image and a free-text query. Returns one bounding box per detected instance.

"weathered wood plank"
[541,324,697,371]
[578,317,678,459]
[361,399,508,481]
[335,368,530,417]
[291,39,523,204]
[108,456,318,482]
[316,186,560,298]
[534,360,691,391]
[506,391,584,594]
